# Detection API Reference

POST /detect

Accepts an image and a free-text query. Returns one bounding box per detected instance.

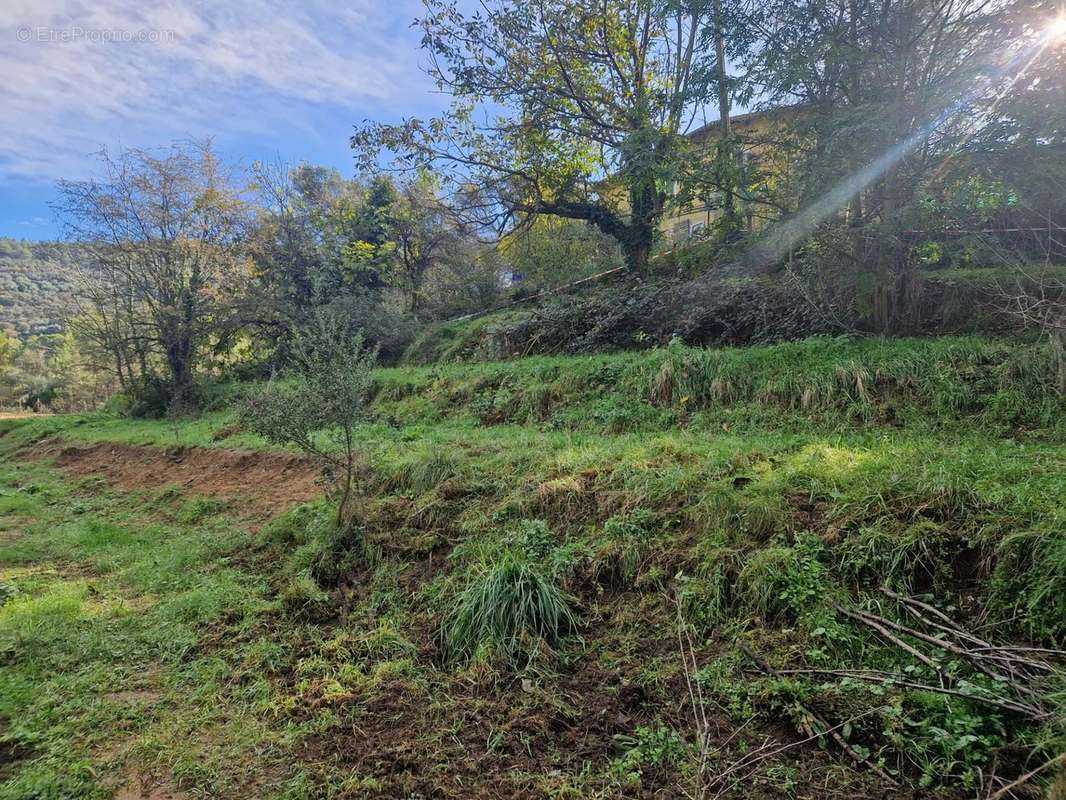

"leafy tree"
[389,175,478,313]
[250,163,369,329]
[55,141,252,413]
[353,0,735,272]
[340,175,400,290]
[241,309,378,529]
[500,216,619,288]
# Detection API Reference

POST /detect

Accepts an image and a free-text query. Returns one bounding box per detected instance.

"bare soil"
[29,439,322,518]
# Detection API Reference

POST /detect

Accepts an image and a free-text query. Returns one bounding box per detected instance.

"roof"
[686,103,811,143]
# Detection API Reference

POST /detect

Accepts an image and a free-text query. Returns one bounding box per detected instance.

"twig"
[879,587,1055,675]
[833,603,940,671]
[840,605,1046,702]
[986,750,1066,800]
[738,642,899,787]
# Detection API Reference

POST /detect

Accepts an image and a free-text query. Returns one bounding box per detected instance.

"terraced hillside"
[1,336,1064,799]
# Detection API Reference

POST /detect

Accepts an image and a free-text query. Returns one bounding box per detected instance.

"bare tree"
[55,141,251,412]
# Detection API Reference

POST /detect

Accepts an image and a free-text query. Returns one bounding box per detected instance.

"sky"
[0,0,445,240]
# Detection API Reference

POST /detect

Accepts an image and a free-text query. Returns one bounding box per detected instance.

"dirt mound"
[32,440,322,517]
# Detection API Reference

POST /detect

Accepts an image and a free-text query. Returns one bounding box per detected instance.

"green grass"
[442,531,577,668]
[400,310,532,365]
[0,460,316,799]
[1,334,1065,797]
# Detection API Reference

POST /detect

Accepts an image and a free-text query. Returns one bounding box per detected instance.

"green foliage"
[609,724,688,785]
[442,545,576,669]
[884,694,1005,789]
[242,309,378,525]
[500,217,618,289]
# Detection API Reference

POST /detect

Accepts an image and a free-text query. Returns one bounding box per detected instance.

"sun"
[1049,15,1066,40]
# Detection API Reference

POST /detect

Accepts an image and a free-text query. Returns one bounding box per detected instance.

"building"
[662,105,807,242]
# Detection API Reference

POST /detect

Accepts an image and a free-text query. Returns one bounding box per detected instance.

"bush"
[106,374,173,418]
[442,547,576,669]
[241,309,378,531]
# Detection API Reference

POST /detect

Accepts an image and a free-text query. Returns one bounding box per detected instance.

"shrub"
[442,547,576,669]
[241,309,378,531]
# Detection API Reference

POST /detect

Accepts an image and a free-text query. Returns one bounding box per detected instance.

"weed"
[442,547,576,669]
[609,724,688,785]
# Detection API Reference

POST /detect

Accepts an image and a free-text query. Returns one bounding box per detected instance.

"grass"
[0,460,305,799]
[442,546,576,669]
[1,334,1064,797]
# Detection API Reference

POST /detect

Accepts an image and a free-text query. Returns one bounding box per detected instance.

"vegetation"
[0,239,80,339]
[2,334,1064,797]
[3,0,1066,796]
[442,531,576,668]
[241,310,378,529]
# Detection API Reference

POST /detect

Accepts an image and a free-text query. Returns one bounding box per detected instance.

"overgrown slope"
[1,335,1064,799]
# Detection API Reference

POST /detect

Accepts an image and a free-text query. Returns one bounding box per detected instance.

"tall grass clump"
[442,547,576,669]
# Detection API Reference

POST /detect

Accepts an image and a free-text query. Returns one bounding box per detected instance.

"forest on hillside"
[0,238,81,339]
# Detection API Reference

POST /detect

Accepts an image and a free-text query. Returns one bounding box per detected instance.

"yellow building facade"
[662,105,805,242]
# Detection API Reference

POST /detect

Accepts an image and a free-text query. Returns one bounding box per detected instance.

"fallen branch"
[768,668,1044,719]
[738,642,899,787]
[832,603,940,671]
[986,750,1066,800]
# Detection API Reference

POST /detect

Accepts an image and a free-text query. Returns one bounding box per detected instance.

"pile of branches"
[494,266,838,357]
[829,587,1062,723]
[737,587,1064,796]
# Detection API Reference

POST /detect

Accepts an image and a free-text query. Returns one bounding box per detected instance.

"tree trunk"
[626,181,659,273]
[712,0,740,238]
[623,238,652,272]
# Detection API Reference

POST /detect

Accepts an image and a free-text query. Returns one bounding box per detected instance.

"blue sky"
[0,0,445,240]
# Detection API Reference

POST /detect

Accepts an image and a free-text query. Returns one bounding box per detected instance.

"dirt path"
[29,439,323,517]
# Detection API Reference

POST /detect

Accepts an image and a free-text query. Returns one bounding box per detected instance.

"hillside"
[1,335,1064,799]
[0,239,83,339]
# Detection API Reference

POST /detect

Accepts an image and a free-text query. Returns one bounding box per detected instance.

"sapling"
[242,310,378,532]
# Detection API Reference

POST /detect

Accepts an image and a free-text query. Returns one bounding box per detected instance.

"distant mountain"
[0,238,82,339]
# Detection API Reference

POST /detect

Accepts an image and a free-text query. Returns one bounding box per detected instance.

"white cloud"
[0,0,431,180]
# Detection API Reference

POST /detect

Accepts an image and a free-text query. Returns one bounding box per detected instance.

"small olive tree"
[241,311,378,529]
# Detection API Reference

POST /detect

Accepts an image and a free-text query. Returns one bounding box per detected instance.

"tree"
[500,216,618,288]
[240,309,378,530]
[389,175,476,313]
[742,0,1020,236]
[55,141,251,412]
[353,0,731,272]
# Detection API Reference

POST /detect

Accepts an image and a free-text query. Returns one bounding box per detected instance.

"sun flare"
[1049,15,1066,40]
